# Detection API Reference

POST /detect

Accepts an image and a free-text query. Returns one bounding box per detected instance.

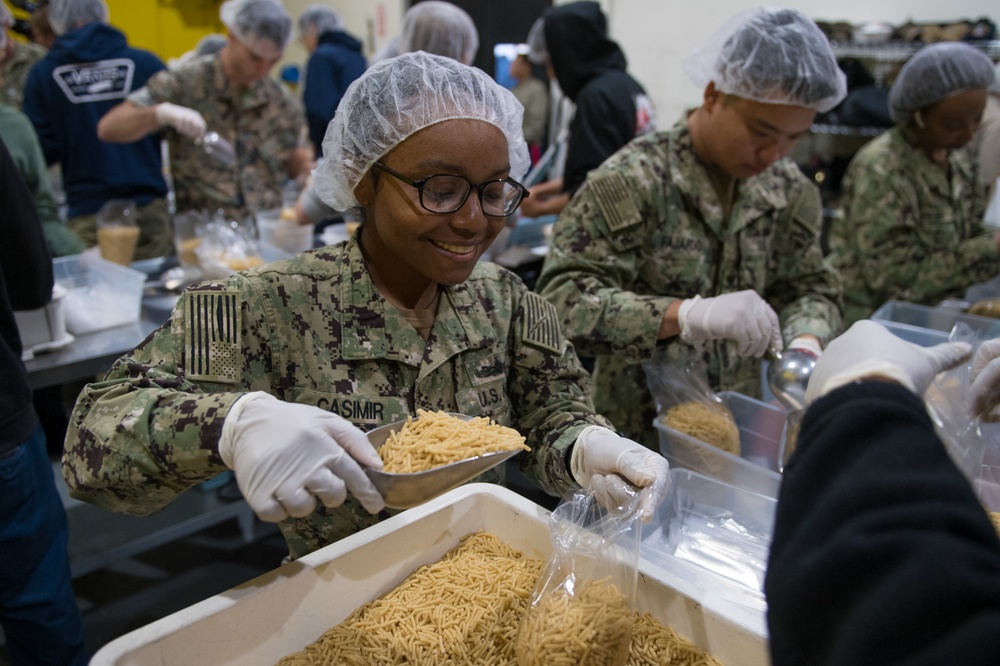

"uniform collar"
[669,115,789,238]
[211,55,271,111]
[338,234,479,371]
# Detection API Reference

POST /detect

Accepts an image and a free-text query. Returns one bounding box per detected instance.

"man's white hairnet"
[220,0,291,53]
[315,51,529,212]
[684,7,847,113]
[399,1,478,66]
[297,5,344,39]
[525,16,546,66]
[47,0,109,36]
[889,42,996,124]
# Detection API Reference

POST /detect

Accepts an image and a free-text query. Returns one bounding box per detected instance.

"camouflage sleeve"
[768,177,844,345]
[536,168,676,362]
[508,287,614,498]
[839,150,996,309]
[126,66,179,107]
[62,276,276,516]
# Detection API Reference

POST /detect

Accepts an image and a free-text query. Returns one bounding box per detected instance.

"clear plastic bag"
[643,352,741,457]
[923,323,1000,519]
[194,213,265,279]
[514,488,642,666]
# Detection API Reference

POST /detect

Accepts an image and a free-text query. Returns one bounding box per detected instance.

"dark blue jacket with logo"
[23,22,168,217]
[303,30,366,158]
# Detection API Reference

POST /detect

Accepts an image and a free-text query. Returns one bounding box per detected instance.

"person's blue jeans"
[0,424,87,665]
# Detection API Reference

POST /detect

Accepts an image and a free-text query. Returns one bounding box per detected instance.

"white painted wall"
[583,0,997,124]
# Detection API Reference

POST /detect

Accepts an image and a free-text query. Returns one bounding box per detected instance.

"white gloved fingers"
[246,492,288,523]
[277,484,321,519]
[922,341,973,377]
[744,297,769,358]
[322,446,385,514]
[588,474,637,514]
[154,102,206,140]
[972,338,1000,379]
[637,477,671,524]
[972,357,1000,419]
[766,306,784,357]
[324,417,384,470]
[304,468,348,510]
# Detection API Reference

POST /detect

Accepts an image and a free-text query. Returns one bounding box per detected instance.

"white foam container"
[90,484,768,666]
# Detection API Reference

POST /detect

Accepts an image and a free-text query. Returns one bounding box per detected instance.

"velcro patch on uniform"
[590,172,641,233]
[523,292,563,355]
[184,291,241,384]
[791,186,822,226]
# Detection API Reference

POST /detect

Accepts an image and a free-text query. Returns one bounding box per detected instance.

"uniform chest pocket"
[286,388,411,430]
[645,231,711,295]
[918,209,959,246]
[455,378,511,426]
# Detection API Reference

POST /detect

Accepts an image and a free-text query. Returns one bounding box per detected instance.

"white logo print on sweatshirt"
[52,58,135,103]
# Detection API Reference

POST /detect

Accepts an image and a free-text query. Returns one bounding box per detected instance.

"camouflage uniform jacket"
[535,116,843,447]
[1,41,46,110]
[128,54,306,221]
[63,236,609,558]
[832,125,995,325]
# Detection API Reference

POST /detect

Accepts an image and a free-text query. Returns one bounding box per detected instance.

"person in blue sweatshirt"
[22,0,172,260]
[296,5,365,159]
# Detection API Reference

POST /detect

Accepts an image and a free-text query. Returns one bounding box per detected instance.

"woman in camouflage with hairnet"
[62,52,669,559]
[831,42,998,325]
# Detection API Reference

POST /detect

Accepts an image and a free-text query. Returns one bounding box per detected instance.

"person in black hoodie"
[766,320,1000,665]
[0,135,87,665]
[22,0,171,260]
[518,1,655,219]
[297,5,365,159]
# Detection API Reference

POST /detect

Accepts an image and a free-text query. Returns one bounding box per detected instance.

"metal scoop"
[365,414,522,509]
[766,348,817,472]
[196,131,236,166]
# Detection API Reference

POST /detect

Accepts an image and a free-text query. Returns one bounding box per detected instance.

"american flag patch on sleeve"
[184,291,241,384]
[522,292,563,355]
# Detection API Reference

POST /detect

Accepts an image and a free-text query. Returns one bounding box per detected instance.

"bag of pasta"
[514,488,642,666]
[642,352,741,457]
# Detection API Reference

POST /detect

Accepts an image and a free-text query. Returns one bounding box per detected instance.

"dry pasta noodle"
[379,409,529,473]
[516,577,633,666]
[276,532,724,666]
[662,402,740,456]
[988,511,1000,537]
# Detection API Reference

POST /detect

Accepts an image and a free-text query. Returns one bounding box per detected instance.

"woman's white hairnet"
[297,5,344,38]
[315,51,529,212]
[47,0,108,36]
[889,42,997,124]
[220,0,291,53]
[399,1,479,66]
[683,7,847,113]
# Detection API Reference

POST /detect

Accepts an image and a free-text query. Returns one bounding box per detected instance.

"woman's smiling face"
[357,119,511,299]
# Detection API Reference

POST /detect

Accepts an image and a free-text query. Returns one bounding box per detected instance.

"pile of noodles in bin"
[643,353,741,461]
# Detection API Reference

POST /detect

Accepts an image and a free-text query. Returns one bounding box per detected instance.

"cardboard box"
[90,484,768,665]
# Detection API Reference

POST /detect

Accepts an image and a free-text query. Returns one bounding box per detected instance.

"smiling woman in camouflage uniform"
[831,42,999,325]
[61,52,670,559]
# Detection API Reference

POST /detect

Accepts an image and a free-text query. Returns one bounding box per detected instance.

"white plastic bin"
[55,253,146,335]
[90,484,768,666]
[13,283,71,358]
[656,391,785,499]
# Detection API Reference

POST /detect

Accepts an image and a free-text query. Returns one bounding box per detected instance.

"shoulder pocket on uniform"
[183,290,241,384]
[522,292,563,355]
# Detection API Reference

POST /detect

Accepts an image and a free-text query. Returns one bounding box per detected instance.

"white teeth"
[433,241,475,254]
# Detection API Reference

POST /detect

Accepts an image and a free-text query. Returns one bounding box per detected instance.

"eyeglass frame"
[370,161,529,217]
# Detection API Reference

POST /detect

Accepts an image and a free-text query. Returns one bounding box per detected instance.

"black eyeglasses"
[371,161,528,217]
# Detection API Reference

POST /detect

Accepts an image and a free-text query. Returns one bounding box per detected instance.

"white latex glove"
[219,392,385,522]
[570,426,670,523]
[804,320,972,404]
[971,338,1000,421]
[677,290,783,358]
[154,102,206,140]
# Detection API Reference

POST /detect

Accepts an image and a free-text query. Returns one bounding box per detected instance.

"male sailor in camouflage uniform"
[831,42,999,325]
[97,0,310,221]
[62,53,670,559]
[536,8,847,448]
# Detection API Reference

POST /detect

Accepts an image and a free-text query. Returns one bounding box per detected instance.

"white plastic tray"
[91,484,768,665]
